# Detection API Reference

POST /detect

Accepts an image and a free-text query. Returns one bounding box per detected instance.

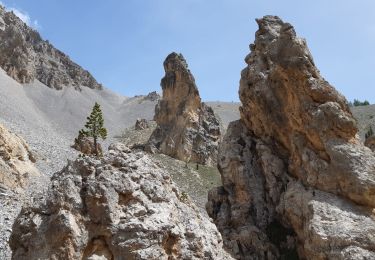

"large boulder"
[0,123,38,192]
[208,16,375,259]
[10,143,231,259]
[147,53,221,166]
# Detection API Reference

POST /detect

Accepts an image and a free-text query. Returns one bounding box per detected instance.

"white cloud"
[1,3,40,30]
[9,7,40,29]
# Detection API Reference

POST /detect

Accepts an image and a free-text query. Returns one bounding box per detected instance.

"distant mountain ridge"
[0,5,102,90]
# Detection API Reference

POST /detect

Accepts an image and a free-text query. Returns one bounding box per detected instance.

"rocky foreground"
[207,15,375,259]
[10,143,231,259]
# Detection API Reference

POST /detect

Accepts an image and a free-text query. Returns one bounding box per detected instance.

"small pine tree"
[79,102,107,156]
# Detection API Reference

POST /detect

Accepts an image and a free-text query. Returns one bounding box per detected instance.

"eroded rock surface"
[10,143,231,260]
[135,118,150,130]
[148,53,221,166]
[0,5,102,90]
[0,123,38,192]
[72,136,103,156]
[365,135,375,152]
[208,16,375,259]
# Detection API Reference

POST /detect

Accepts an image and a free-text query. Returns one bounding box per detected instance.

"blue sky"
[1,1,375,102]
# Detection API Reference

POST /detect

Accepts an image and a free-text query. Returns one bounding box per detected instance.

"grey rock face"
[10,143,231,260]
[134,118,150,130]
[208,16,375,259]
[144,91,160,102]
[0,6,102,90]
[148,53,221,166]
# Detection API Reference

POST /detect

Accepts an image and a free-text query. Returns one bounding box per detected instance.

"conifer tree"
[79,102,107,156]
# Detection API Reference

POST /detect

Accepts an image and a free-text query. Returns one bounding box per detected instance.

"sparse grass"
[117,122,222,215]
[116,121,157,147]
[151,153,221,216]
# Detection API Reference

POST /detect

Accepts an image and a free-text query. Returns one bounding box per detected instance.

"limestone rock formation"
[135,118,150,130]
[0,5,102,90]
[10,143,231,259]
[0,123,39,192]
[207,16,375,259]
[144,91,160,102]
[72,136,103,156]
[148,53,221,166]
[365,135,375,152]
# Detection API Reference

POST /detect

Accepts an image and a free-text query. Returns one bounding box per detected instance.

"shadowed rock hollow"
[207,15,375,259]
[148,52,221,166]
[10,143,232,260]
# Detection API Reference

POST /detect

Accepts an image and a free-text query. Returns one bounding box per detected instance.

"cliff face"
[148,53,221,166]
[0,123,39,192]
[10,143,232,260]
[0,5,102,90]
[207,16,375,259]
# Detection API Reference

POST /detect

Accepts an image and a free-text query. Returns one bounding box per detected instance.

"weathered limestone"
[208,16,375,259]
[148,53,221,166]
[0,123,39,192]
[10,143,232,259]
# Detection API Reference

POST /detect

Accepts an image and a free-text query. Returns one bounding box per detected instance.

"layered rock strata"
[207,15,375,259]
[11,143,231,259]
[148,53,221,166]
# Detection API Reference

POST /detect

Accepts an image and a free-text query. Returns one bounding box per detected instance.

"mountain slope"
[0,5,101,90]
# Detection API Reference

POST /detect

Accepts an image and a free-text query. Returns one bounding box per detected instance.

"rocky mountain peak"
[0,5,102,90]
[208,16,375,259]
[147,52,221,166]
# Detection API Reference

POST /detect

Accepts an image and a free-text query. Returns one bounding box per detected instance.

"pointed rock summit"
[208,15,375,259]
[147,53,221,166]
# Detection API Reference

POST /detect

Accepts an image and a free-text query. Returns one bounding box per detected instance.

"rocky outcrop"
[207,16,375,259]
[148,53,221,166]
[10,143,231,259]
[135,118,150,130]
[0,123,39,192]
[0,5,102,90]
[365,135,375,152]
[72,136,103,156]
[144,91,160,102]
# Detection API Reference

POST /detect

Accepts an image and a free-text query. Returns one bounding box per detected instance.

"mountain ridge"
[0,4,102,90]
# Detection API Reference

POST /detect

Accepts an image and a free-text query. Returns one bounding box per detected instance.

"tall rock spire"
[147,52,221,166]
[208,15,375,259]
